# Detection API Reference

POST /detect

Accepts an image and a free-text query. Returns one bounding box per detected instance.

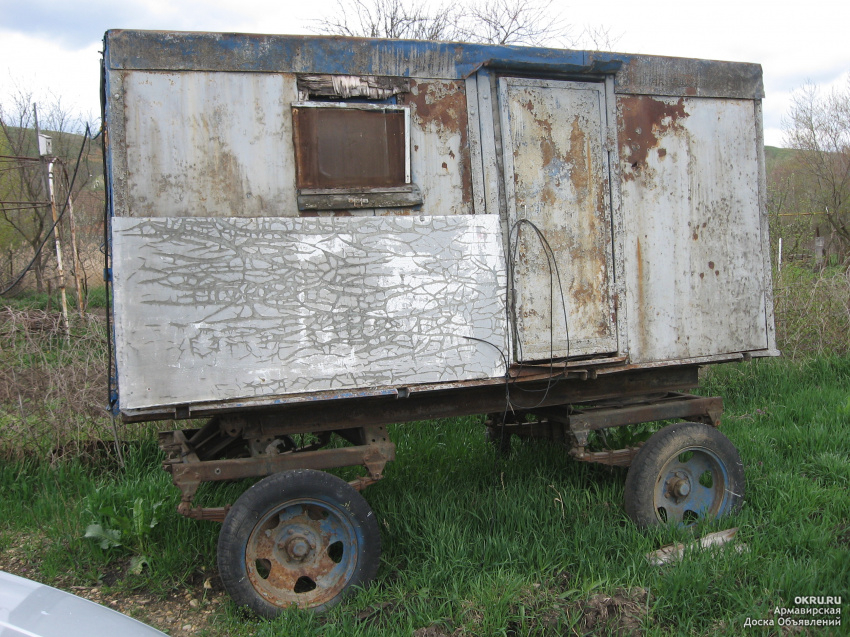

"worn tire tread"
[217,469,380,617]
[624,421,745,528]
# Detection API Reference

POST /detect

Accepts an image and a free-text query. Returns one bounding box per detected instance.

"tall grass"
[773,263,850,358]
[0,301,122,459]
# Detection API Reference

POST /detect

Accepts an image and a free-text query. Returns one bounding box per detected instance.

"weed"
[84,493,165,573]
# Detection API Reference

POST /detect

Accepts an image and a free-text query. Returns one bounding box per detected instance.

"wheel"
[217,469,380,616]
[623,422,744,528]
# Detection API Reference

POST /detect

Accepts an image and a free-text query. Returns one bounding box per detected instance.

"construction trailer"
[101,29,776,615]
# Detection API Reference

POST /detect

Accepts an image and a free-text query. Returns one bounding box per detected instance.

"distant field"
[1,349,848,635]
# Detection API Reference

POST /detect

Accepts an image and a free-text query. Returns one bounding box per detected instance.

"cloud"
[0,31,102,122]
[0,0,271,50]
[0,0,151,49]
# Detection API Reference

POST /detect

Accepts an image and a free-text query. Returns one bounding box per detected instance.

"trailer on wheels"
[101,29,776,616]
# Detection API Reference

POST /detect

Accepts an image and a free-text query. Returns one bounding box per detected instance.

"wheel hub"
[281,535,313,561]
[667,472,691,500]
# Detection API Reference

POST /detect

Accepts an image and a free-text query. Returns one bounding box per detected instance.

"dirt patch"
[571,587,649,636]
[505,576,649,636]
[0,531,228,636]
[66,579,228,636]
[412,624,459,637]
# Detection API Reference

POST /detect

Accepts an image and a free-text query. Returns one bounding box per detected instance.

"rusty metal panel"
[613,55,764,99]
[464,76,487,215]
[115,71,299,218]
[111,215,507,411]
[474,70,505,219]
[399,80,473,216]
[499,78,618,361]
[618,95,770,363]
[604,74,630,360]
[754,100,779,354]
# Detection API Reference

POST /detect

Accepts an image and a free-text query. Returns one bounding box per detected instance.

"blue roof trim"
[103,30,764,99]
[104,30,625,79]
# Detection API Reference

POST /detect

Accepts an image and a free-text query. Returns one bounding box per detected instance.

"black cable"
[1,125,92,297]
[472,215,573,569]
[504,217,572,410]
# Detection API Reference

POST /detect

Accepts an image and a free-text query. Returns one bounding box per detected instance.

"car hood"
[0,571,165,637]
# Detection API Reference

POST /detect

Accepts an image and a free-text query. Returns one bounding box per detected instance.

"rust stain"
[708,261,715,269]
[401,80,472,204]
[635,237,646,355]
[618,96,689,182]
[693,232,699,240]
[540,138,556,169]
[569,117,589,198]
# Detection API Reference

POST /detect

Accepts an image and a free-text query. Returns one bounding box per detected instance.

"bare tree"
[314,0,579,47]
[783,76,850,260]
[457,0,568,46]
[316,0,464,41]
[574,24,622,51]
[0,89,93,294]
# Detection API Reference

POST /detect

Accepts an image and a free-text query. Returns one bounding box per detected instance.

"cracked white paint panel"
[112,215,507,410]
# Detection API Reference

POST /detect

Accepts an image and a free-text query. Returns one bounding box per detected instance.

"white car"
[0,571,166,637]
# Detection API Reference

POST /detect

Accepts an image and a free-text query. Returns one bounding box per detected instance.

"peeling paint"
[500,78,617,360]
[618,96,689,182]
[112,215,507,410]
[619,96,769,362]
[400,80,473,214]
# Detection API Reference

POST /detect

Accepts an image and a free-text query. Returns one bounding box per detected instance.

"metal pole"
[62,164,85,317]
[33,103,70,336]
[47,159,70,338]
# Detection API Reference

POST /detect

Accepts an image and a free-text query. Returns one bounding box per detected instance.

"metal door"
[499,77,617,361]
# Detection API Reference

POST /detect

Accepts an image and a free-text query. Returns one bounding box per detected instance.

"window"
[292,102,421,211]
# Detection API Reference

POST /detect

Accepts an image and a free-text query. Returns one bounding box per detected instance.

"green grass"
[2,286,108,312]
[1,356,849,635]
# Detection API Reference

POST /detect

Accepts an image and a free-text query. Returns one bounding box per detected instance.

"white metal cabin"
[103,30,776,421]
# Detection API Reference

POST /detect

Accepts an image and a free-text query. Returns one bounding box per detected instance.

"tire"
[623,422,744,528]
[217,469,381,617]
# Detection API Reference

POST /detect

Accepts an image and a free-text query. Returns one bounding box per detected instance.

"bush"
[773,263,850,358]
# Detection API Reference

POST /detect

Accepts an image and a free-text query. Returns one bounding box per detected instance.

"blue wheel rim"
[245,497,362,609]
[652,446,731,525]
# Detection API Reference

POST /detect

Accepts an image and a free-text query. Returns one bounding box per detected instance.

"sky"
[0,0,848,147]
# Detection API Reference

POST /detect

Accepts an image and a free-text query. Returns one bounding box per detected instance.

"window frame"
[292,101,413,200]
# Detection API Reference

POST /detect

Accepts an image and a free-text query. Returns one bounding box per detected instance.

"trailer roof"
[103,30,764,100]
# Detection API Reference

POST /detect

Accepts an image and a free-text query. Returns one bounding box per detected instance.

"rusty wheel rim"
[652,446,730,525]
[245,499,360,609]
